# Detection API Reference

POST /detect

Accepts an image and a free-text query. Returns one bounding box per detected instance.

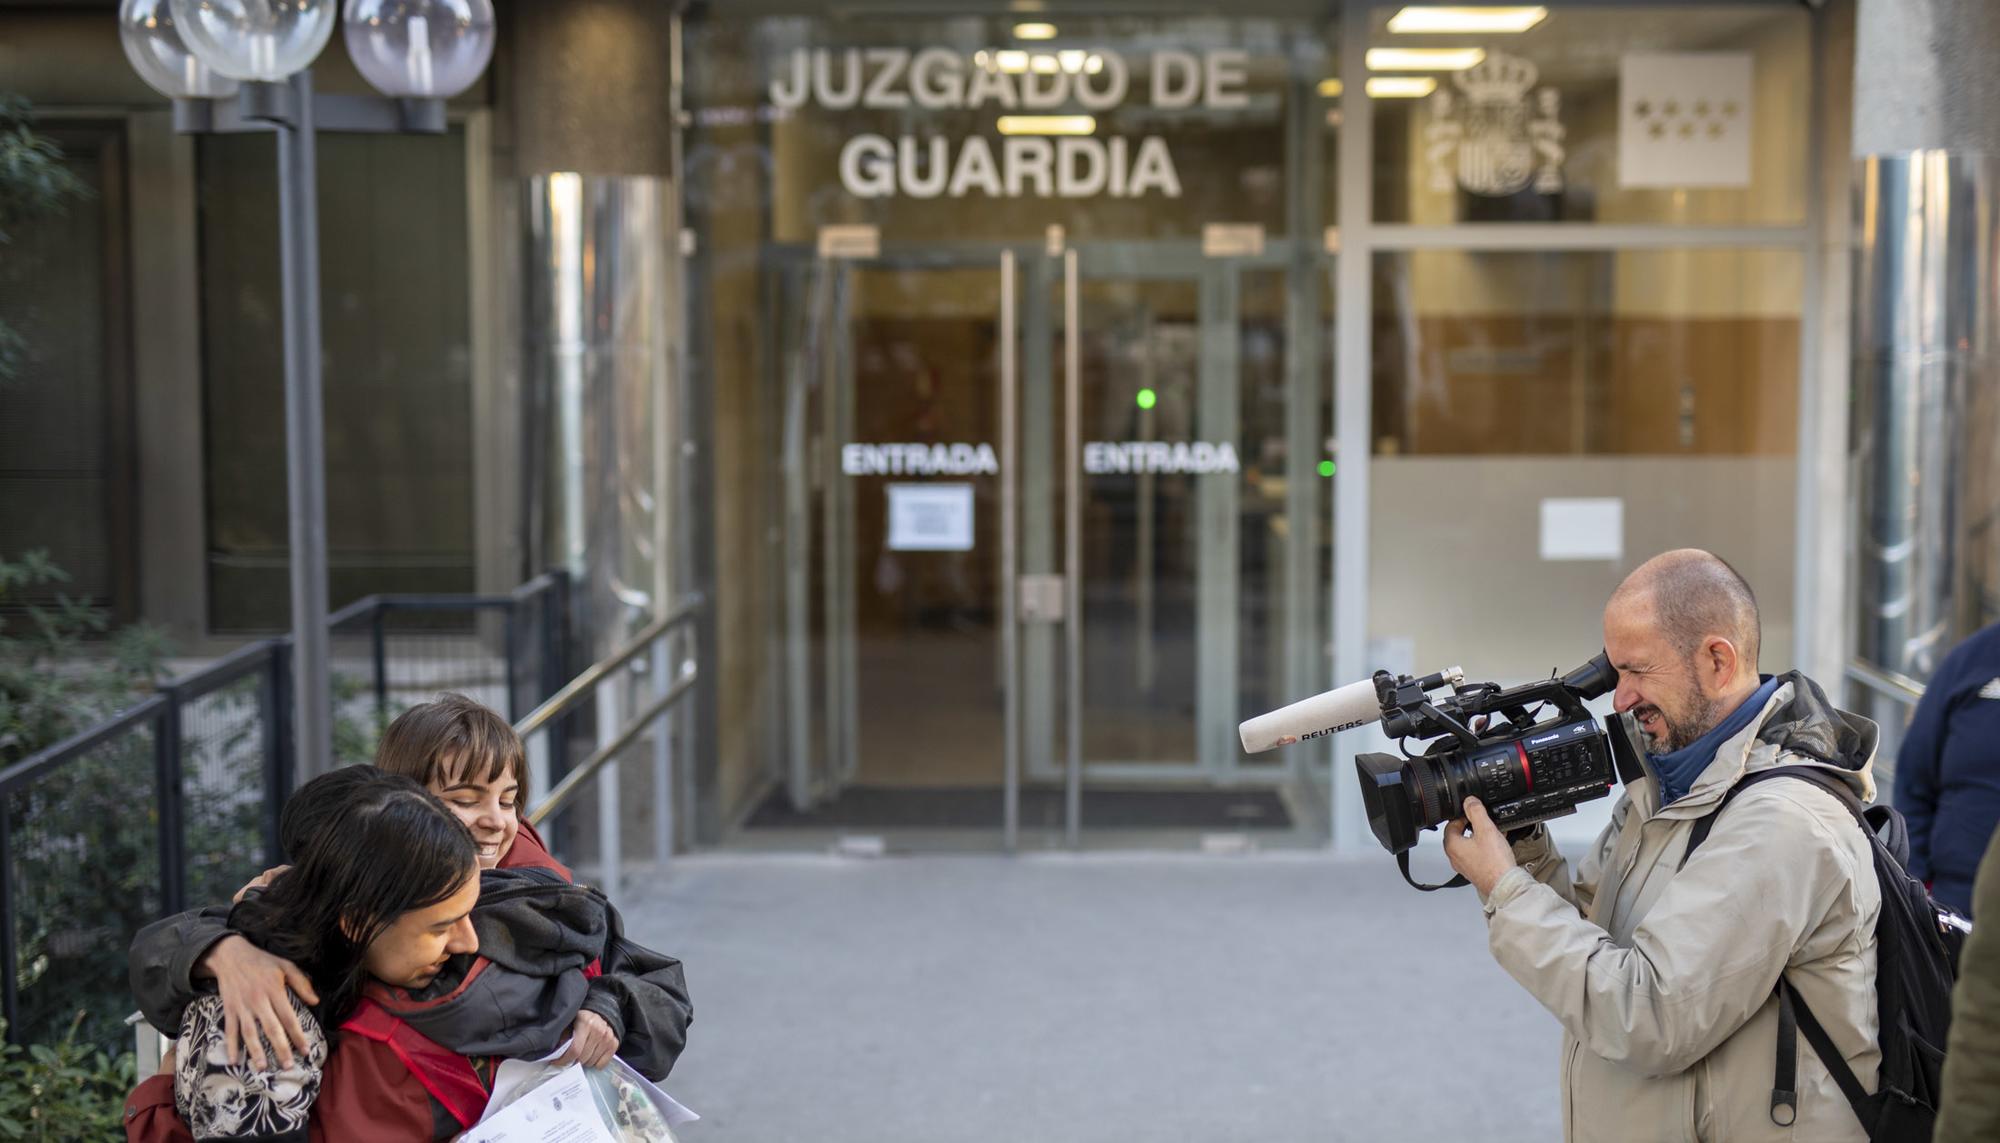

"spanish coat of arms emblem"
[1424,50,1565,198]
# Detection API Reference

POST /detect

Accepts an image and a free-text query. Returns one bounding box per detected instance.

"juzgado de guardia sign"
[770,47,1256,199]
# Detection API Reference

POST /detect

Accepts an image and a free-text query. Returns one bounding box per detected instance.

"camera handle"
[1397,824,1547,891]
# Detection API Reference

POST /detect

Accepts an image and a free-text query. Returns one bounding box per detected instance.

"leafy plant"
[1,551,179,1050]
[0,1014,136,1140]
[0,552,372,1054]
[0,550,169,764]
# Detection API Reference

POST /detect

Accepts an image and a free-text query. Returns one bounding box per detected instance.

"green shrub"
[0,1014,136,1140]
[1,552,372,1054]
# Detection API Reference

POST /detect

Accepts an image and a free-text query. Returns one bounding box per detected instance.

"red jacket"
[501,818,570,881]
[124,1020,468,1141]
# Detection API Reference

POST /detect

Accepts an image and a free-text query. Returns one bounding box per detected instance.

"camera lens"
[1408,759,1452,826]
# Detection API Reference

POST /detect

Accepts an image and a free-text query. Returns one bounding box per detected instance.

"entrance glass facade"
[681,1,1819,849]
[687,9,1338,846]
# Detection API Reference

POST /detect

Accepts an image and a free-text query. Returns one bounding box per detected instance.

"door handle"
[1018,574,1065,622]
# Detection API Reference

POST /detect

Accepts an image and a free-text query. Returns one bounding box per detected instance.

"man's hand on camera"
[1443,797,1518,897]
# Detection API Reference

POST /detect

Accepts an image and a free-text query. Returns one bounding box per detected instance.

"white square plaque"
[1619,53,1753,189]
[1540,498,1624,562]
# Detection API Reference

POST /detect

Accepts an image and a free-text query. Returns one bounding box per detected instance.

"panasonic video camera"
[1356,654,1633,873]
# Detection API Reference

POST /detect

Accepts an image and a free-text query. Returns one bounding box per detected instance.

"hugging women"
[125,696,692,1141]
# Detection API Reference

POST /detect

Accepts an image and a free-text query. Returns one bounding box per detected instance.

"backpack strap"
[1770,983,1798,1127]
[1678,764,1863,870]
[1784,978,1875,1125]
[1677,765,1872,1131]
[341,997,491,1130]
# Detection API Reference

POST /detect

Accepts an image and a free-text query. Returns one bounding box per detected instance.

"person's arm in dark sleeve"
[1936,824,2000,1143]
[578,899,692,1081]
[129,906,234,1034]
[1895,655,1955,884]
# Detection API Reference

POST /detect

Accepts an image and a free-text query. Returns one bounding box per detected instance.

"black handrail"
[0,572,571,1047]
[515,593,705,739]
[0,694,170,797]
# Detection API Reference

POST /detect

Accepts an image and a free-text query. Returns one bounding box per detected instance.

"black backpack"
[1681,765,1969,1143]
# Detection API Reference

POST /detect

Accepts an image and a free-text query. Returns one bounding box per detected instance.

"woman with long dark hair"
[141,696,691,1088]
[231,766,482,1026]
[129,760,689,1141]
[126,767,481,1141]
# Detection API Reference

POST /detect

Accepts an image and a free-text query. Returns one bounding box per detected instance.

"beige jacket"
[1483,674,1882,1143]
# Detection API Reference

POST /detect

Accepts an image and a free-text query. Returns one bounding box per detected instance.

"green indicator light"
[1136,388,1158,410]
[1318,460,1336,478]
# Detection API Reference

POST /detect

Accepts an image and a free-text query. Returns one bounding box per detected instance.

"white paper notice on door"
[887,483,975,551]
[1540,498,1624,562]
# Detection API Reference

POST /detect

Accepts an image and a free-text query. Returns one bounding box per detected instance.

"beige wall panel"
[1369,455,1798,687]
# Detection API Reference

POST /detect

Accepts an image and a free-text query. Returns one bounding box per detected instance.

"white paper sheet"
[886,483,975,551]
[460,1062,617,1143]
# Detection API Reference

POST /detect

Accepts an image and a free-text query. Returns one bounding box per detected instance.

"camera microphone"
[1237,668,1463,754]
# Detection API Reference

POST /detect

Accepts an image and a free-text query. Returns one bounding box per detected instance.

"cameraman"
[1443,549,1880,1143]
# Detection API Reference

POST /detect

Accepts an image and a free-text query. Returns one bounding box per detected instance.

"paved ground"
[618,851,1568,1142]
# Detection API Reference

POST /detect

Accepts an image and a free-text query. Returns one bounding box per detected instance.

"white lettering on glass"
[839,135,895,198]
[779,47,1244,200]
[1082,441,1242,475]
[841,443,1002,477]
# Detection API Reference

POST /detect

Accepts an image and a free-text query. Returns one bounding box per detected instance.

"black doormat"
[741,785,1293,831]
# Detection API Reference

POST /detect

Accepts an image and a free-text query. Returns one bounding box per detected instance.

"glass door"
[755,245,1021,848]
[1020,240,1329,846]
[1066,249,1229,782]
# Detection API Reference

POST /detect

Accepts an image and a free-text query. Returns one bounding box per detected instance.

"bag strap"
[1677,766,1872,1132]
[1783,979,1876,1129]
[1679,765,1861,871]
[341,997,492,1130]
[1770,983,1799,1127]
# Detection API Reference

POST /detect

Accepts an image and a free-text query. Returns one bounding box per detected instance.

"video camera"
[1241,652,1636,890]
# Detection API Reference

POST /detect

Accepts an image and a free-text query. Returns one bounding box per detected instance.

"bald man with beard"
[1443,549,1882,1143]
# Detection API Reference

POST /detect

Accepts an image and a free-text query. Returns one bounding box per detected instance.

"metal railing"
[1845,658,1926,706]
[0,573,569,1050]
[517,595,706,909]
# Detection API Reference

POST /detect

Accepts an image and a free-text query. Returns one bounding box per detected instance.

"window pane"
[1371,248,1801,456]
[1370,5,1808,225]
[0,132,118,608]
[199,131,474,632]
[1366,248,1801,703]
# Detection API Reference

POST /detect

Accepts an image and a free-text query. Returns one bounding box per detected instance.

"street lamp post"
[120,0,495,780]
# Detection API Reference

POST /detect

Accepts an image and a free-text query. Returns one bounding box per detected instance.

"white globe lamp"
[119,0,240,99]
[343,0,497,100]
[167,0,336,83]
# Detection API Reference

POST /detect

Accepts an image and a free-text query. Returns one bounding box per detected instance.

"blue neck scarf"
[1648,675,1781,806]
